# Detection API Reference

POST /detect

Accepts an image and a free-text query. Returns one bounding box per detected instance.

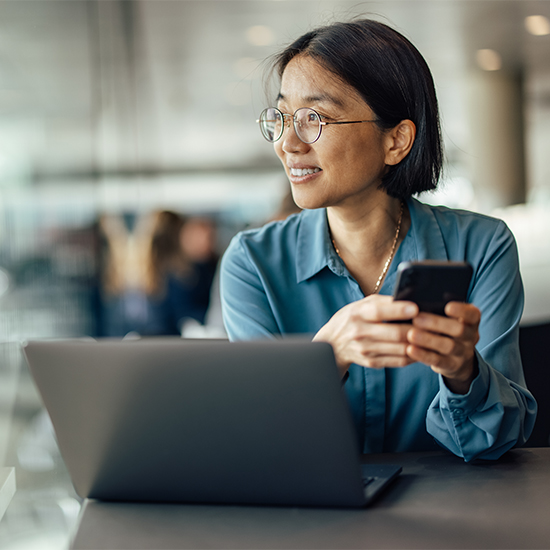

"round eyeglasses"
[257,107,377,144]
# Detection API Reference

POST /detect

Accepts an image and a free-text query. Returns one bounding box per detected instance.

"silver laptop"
[23,338,401,508]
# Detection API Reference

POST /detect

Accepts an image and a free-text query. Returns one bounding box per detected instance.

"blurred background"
[0,0,549,548]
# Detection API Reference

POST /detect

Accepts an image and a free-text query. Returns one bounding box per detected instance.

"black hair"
[272,19,443,199]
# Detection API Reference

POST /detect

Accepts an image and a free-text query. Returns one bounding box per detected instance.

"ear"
[384,120,416,166]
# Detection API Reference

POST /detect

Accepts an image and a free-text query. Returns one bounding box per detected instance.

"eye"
[307,111,318,123]
[314,111,332,122]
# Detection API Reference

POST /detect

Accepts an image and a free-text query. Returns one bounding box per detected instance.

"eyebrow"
[276,92,345,108]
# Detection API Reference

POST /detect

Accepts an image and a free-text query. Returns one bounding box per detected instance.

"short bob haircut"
[271,19,443,200]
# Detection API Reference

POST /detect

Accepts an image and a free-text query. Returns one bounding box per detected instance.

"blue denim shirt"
[220,198,537,461]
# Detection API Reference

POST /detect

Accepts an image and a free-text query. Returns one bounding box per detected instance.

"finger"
[353,321,412,343]
[407,343,474,378]
[444,302,481,325]
[407,345,476,393]
[358,297,418,323]
[363,294,394,305]
[407,345,446,372]
[336,339,412,370]
[412,313,478,340]
[356,340,410,358]
[358,354,415,369]
[407,327,457,356]
[406,344,439,365]
[406,344,459,370]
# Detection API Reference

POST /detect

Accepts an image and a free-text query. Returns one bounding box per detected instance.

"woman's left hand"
[405,302,481,394]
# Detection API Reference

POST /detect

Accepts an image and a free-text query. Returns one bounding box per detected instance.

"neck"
[327,196,409,294]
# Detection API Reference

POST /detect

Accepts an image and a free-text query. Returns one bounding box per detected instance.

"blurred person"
[220,19,537,461]
[169,215,219,331]
[99,210,218,336]
[141,210,188,297]
[97,213,147,337]
[139,211,219,335]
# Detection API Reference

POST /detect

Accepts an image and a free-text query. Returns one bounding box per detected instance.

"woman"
[220,19,536,461]
[141,211,219,334]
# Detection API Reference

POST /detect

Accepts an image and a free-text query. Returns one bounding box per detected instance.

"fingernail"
[404,305,417,316]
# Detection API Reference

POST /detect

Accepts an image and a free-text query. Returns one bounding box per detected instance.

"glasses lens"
[259,108,283,142]
[294,108,321,144]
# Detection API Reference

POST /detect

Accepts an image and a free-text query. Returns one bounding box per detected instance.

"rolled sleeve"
[427,351,536,461]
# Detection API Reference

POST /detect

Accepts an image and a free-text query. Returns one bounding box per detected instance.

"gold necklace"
[331,201,404,295]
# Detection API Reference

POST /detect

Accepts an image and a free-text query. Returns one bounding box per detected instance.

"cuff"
[438,350,491,417]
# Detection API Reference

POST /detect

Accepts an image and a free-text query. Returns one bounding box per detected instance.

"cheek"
[318,144,351,173]
[344,136,386,170]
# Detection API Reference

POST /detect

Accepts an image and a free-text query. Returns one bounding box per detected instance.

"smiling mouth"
[289,167,321,177]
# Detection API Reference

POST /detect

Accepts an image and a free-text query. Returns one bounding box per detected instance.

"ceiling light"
[525,15,550,36]
[246,25,275,47]
[475,49,502,71]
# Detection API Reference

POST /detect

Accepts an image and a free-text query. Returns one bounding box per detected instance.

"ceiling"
[0,0,549,196]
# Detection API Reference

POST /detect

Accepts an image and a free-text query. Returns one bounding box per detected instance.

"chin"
[290,189,329,211]
[292,198,326,211]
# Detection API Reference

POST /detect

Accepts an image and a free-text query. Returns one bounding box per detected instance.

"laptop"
[23,338,401,508]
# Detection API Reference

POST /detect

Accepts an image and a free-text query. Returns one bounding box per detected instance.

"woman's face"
[274,55,391,211]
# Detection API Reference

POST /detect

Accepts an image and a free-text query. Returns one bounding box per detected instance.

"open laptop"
[23,338,401,508]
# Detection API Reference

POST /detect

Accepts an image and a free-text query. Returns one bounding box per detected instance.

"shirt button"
[449,399,461,406]
[452,408,464,416]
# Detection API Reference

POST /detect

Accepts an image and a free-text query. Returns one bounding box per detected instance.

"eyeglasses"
[257,107,377,144]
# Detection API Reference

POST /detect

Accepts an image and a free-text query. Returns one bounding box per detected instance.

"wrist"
[443,355,479,395]
[312,330,350,379]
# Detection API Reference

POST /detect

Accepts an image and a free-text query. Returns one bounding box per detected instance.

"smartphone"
[392,260,473,317]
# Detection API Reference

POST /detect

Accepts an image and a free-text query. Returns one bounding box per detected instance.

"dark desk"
[70,448,550,550]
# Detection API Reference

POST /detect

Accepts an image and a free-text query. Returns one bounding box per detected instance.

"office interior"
[0,0,548,547]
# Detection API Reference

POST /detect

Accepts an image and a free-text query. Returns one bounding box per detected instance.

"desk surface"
[70,447,550,550]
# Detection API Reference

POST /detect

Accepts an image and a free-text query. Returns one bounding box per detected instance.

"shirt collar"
[294,198,449,285]
[406,197,448,260]
[377,198,449,294]
[295,209,341,283]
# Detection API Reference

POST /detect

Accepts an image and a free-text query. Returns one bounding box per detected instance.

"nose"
[281,116,309,154]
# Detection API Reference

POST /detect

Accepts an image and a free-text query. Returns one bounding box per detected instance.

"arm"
[222,230,423,375]
[219,234,281,340]
[422,221,537,461]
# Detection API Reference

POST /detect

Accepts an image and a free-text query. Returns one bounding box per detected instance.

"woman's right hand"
[312,295,419,377]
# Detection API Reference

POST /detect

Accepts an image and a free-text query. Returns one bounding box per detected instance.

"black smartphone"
[392,260,473,317]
